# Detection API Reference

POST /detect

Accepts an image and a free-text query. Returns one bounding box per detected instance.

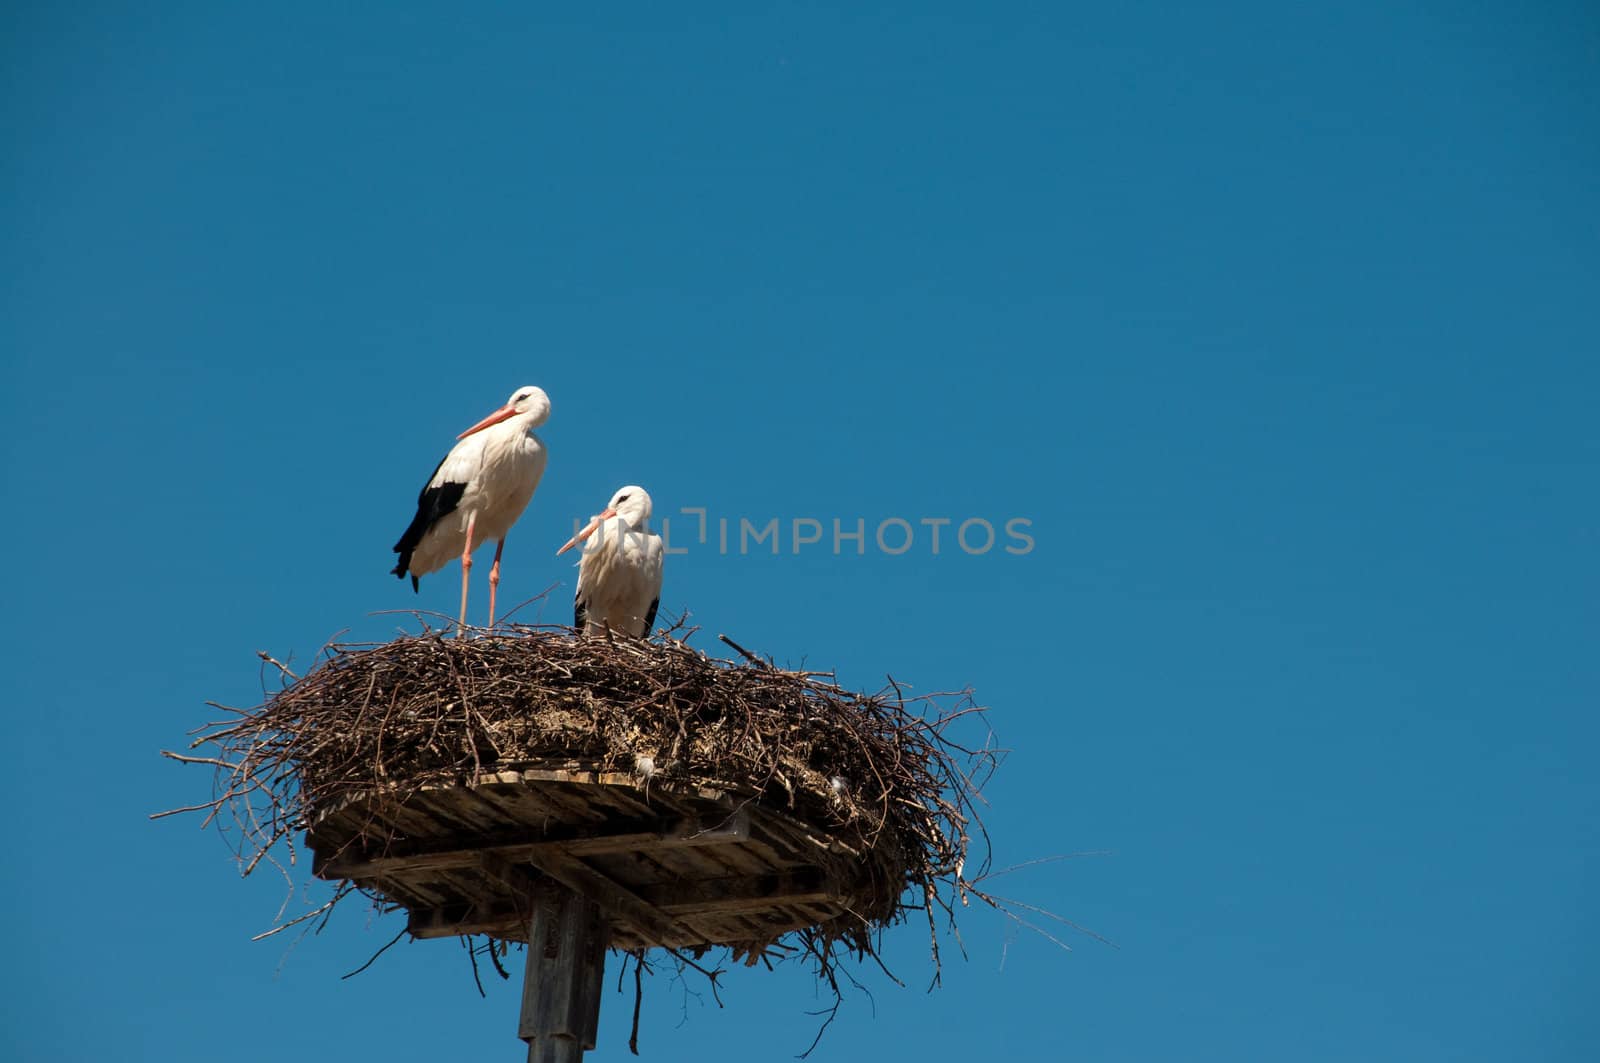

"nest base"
[308,766,877,955]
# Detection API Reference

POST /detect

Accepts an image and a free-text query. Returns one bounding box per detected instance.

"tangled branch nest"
[160,617,1005,1017]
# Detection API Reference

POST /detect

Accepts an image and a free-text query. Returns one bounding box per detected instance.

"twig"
[251,895,341,941]
[630,952,644,1055]
[717,634,771,670]
[465,933,486,997]
[257,651,299,682]
[341,926,406,979]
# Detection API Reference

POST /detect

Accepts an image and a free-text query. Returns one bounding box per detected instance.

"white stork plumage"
[391,385,550,631]
[557,485,664,639]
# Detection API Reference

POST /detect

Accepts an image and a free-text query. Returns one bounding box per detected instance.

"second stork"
[558,485,664,638]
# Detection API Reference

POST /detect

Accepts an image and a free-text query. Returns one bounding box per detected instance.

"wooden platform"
[306,768,878,953]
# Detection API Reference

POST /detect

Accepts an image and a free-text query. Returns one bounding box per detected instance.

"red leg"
[458,513,477,637]
[487,537,506,628]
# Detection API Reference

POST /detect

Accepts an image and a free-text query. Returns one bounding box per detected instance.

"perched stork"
[391,385,551,631]
[557,485,664,639]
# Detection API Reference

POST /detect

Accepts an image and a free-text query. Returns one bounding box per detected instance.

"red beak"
[457,404,517,441]
[556,507,618,556]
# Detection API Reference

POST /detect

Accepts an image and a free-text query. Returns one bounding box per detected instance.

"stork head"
[607,485,653,526]
[457,385,551,439]
[556,485,654,555]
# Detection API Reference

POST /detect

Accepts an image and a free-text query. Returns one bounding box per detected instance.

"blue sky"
[3,2,1597,1060]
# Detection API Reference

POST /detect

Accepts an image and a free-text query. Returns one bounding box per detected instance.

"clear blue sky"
[3,2,1596,1060]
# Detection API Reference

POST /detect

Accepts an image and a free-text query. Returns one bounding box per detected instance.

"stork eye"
[616,494,630,504]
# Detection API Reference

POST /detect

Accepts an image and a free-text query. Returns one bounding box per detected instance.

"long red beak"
[457,404,517,440]
[556,507,618,555]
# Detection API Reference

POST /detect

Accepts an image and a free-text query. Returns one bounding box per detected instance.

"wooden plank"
[636,869,835,915]
[438,863,518,914]
[517,772,610,822]
[326,777,888,957]
[411,788,507,837]
[795,901,853,926]
[511,849,684,945]
[407,903,517,940]
[580,846,673,891]
[742,812,809,862]
[393,866,482,916]
[473,853,688,948]
[407,900,514,940]
[315,807,750,879]
[368,870,449,908]
[452,786,537,835]
[470,782,559,827]
[409,905,710,951]
[687,818,771,877]
[593,772,732,813]
[582,776,657,816]
[303,803,383,853]
[640,845,726,893]
[761,809,866,861]
[362,795,451,842]
[562,778,649,819]
[406,865,836,941]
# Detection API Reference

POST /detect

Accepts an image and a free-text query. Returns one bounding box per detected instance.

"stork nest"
[162,619,1002,1006]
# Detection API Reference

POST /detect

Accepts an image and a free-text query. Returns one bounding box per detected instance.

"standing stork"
[391,385,551,632]
[557,485,664,638]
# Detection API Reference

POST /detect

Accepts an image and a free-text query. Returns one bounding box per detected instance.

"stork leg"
[488,537,507,629]
[458,513,478,637]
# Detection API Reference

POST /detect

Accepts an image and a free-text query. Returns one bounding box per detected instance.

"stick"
[717,633,770,669]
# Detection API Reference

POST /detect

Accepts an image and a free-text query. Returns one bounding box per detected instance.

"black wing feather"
[390,456,467,588]
[642,597,659,635]
[574,595,588,631]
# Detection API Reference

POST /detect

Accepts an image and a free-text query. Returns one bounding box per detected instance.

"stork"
[391,385,550,632]
[557,485,664,639]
